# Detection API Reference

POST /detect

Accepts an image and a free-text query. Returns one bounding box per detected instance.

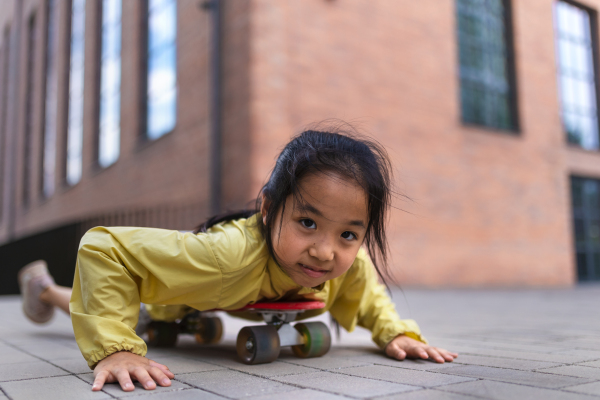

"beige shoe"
[18,260,55,324]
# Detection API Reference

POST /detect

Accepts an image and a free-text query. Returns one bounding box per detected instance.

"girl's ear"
[260,193,269,225]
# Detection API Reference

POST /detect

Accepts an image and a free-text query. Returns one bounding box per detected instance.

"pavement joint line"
[561,388,600,398]
[277,358,375,371]
[326,368,431,389]
[0,373,74,384]
[459,350,600,365]
[0,386,12,400]
[106,385,192,399]
[72,374,117,399]
[440,377,600,396]
[431,373,597,391]
[0,339,83,377]
[176,367,371,399]
[412,388,487,400]
[0,337,118,398]
[169,376,237,400]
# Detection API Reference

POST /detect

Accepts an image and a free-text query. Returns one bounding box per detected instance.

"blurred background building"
[0,0,599,293]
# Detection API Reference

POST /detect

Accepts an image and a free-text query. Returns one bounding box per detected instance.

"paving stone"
[346,354,473,371]
[563,381,600,396]
[145,356,225,374]
[457,348,600,364]
[209,358,318,377]
[439,379,600,400]
[338,365,476,387]
[247,388,350,400]
[437,365,595,389]
[272,371,420,398]
[15,342,84,360]
[131,389,227,399]
[0,375,111,400]
[550,350,600,360]
[578,360,600,369]
[77,372,191,397]
[0,344,40,364]
[449,354,562,371]
[373,388,477,399]
[326,346,382,357]
[0,360,69,382]
[51,358,92,374]
[282,356,373,370]
[177,369,293,398]
[537,365,600,380]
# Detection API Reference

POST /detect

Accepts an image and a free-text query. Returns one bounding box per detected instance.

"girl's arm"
[70,226,224,380]
[328,248,457,362]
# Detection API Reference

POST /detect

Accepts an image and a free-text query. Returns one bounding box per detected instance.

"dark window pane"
[577,252,588,280]
[456,0,516,130]
[571,176,600,281]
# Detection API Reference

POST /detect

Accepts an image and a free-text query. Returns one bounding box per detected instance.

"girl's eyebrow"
[296,202,366,229]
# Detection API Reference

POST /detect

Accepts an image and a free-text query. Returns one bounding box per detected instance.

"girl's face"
[262,173,369,288]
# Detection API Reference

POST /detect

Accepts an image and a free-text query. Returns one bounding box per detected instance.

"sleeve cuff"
[87,342,148,369]
[375,319,428,349]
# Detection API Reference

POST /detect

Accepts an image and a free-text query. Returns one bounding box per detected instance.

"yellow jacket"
[70,215,425,369]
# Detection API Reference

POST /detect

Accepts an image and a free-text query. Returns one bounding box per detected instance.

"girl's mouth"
[299,264,329,278]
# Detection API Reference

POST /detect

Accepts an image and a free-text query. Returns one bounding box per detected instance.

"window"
[571,176,600,281]
[98,0,121,168]
[66,0,86,185]
[23,14,37,206]
[146,0,177,140]
[456,0,518,131]
[555,1,599,150]
[42,0,59,198]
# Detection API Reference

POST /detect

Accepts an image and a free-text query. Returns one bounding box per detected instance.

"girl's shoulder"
[202,214,269,272]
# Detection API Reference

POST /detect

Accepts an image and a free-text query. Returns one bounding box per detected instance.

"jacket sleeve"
[70,226,223,369]
[328,248,426,349]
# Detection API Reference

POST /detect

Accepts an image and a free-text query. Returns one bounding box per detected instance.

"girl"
[19,128,457,392]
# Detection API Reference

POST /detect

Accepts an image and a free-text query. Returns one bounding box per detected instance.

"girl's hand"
[92,351,175,392]
[385,335,458,363]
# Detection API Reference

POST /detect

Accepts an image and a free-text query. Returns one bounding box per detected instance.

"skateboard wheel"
[292,322,331,358]
[195,317,224,344]
[146,321,179,347]
[236,325,280,365]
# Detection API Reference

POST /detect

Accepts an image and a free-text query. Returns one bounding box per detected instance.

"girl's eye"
[300,219,316,229]
[341,231,357,241]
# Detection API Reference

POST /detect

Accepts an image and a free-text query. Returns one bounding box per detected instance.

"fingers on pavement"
[92,370,109,391]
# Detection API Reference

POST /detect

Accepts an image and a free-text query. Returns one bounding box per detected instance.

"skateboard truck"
[235,301,331,365]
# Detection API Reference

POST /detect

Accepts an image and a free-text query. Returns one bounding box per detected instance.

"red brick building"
[1,0,599,292]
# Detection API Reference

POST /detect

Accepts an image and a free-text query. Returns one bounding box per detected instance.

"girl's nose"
[309,241,334,261]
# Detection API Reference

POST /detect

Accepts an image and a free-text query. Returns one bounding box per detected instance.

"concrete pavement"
[1,285,599,399]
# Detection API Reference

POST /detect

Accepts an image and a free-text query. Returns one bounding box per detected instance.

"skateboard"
[234,301,331,365]
[145,301,331,365]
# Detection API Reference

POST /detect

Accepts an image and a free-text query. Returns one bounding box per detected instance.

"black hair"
[195,125,395,285]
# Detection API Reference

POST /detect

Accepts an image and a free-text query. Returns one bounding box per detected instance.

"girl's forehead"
[291,173,369,224]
